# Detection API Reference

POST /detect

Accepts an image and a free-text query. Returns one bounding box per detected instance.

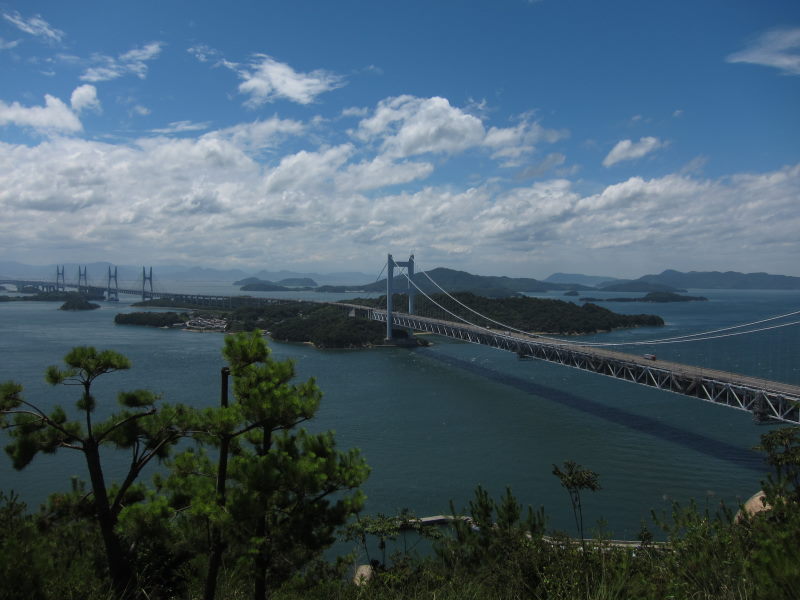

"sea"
[1,282,799,540]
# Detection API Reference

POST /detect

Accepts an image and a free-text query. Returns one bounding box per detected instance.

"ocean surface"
[1,285,798,539]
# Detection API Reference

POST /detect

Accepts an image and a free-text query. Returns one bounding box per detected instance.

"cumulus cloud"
[335,156,434,192]
[0,94,81,133]
[228,54,345,107]
[602,136,664,167]
[358,96,485,157]
[0,90,798,275]
[727,27,800,76]
[2,10,64,43]
[81,41,163,82]
[354,96,564,165]
[203,117,305,153]
[70,85,101,113]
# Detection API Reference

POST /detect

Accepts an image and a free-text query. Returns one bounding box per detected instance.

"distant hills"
[544,272,618,287]
[638,269,800,290]
[545,269,800,291]
[4,261,800,295]
[318,267,591,297]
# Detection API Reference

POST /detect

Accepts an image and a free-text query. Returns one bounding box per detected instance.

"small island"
[59,294,101,311]
[579,291,709,303]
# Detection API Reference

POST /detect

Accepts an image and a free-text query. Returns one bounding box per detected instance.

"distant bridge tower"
[107,266,119,301]
[385,253,415,341]
[142,266,153,301]
[78,266,88,294]
[56,265,65,292]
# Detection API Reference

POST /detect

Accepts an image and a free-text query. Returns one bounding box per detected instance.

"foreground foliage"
[2,344,798,599]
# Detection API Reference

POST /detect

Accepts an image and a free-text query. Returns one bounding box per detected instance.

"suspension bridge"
[3,258,799,424]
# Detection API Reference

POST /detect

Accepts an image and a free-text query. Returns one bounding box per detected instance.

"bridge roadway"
[4,281,798,424]
[363,306,800,425]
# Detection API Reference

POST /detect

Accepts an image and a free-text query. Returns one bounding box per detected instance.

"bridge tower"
[142,267,153,301]
[385,254,415,341]
[78,266,88,294]
[107,266,119,301]
[56,265,65,292]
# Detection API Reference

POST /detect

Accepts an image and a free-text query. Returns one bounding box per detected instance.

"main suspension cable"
[412,263,800,347]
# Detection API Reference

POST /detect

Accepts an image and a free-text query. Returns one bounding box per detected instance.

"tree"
[160,331,369,600]
[0,347,192,598]
[552,460,601,550]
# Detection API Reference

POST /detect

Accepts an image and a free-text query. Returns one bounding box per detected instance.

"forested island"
[353,292,664,334]
[0,291,104,303]
[59,294,100,311]
[579,292,709,303]
[132,292,663,341]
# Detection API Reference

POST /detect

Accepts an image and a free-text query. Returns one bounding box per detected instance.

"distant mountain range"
[544,269,800,291]
[3,261,799,294]
[318,267,591,297]
[543,272,619,287]
[638,269,800,290]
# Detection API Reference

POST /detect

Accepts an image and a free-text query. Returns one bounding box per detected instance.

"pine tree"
[160,331,370,600]
[0,347,193,598]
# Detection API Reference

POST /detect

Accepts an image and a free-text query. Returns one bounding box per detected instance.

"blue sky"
[1,0,798,278]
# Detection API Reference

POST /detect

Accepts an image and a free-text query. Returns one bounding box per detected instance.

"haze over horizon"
[1,1,798,279]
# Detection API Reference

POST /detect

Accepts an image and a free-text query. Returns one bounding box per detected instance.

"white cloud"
[602,136,664,167]
[0,37,20,50]
[0,88,797,276]
[335,156,434,192]
[151,121,211,134]
[727,27,800,76]
[355,95,485,159]
[517,152,567,179]
[81,42,163,82]
[70,85,101,113]
[263,144,354,193]
[202,117,305,153]
[355,96,564,165]
[0,94,81,133]
[2,10,64,43]
[131,105,151,116]
[187,44,220,63]
[229,54,345,107]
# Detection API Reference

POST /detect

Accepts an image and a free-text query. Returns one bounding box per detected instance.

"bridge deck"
[5,281,797,423]
[368,308,800,424]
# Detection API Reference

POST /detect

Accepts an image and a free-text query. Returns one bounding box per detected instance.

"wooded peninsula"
[125,292,664,347]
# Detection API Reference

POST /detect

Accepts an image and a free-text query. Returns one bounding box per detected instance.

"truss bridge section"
[370,308,800,425]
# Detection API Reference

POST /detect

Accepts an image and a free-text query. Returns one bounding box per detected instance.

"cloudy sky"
[1,1,798,279]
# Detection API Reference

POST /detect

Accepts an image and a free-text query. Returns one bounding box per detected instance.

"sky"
[1,0,799,279]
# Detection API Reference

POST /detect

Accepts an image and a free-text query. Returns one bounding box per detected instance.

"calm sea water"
[1,287,798,538]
